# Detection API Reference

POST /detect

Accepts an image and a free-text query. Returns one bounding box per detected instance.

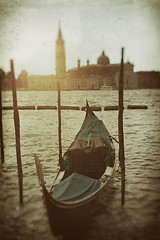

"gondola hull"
[42,164,116,237]
[43,187,93,236]
[34,103,116,238]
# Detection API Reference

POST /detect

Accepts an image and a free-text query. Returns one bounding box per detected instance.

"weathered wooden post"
[57,82,62,159]
[10,60,23,204]
[118,48,125,206]
[0,70,5,163]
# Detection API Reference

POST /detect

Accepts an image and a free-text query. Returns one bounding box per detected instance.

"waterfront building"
[66,51,137,90]
[28,75,56,90]
[28,26,138,90]
[17,70,28,89]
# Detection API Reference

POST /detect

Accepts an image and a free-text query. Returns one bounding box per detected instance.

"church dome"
[97,51,110,65]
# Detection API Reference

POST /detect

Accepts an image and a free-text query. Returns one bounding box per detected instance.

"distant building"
[0,69,7,90]
[28,26,139,90]
[17,70,28,88]
[1,71,12,90]
[56,26,66,89]
[66,51,137,90]
[135,71,160,89]
[28,74,56,90]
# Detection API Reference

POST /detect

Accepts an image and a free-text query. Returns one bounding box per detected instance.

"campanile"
[56,27,66,78]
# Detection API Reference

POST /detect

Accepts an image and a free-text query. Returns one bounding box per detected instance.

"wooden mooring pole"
[0,70,4,163]
[57,82,62,159]
[11,60,23,204]
[118,48,125,206]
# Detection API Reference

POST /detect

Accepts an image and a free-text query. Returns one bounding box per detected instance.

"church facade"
[58,27,138,90]
[66,53,137,90]
[28,27,138,90]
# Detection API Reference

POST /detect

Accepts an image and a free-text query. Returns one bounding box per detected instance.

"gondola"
[34,102,116,238]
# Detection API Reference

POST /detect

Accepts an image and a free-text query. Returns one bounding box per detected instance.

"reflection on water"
[0,89,160,240]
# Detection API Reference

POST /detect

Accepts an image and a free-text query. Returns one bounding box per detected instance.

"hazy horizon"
[0,0,160,77]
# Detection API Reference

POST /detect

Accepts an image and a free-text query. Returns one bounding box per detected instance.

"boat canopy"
[60,114,115,179]
[52,172,101,201]
[75,115,110,142]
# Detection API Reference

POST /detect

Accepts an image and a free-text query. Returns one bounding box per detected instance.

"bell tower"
[56,26,66,78]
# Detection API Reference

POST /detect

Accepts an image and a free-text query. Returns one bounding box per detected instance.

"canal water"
[0,89,160,240]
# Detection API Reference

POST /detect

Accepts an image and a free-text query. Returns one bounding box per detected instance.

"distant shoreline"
[1,88,160,92]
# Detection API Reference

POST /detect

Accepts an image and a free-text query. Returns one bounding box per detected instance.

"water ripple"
[1,89,160,240]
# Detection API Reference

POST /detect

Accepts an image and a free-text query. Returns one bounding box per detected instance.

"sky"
[0,0,160,77]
